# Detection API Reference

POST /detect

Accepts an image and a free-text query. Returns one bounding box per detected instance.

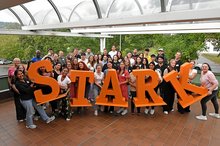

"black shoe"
[178,110,184,114]
[184,109,191,113]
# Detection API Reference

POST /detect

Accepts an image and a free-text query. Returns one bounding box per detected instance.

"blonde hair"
[13,58,20,62]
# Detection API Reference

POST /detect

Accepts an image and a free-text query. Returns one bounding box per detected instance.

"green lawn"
[202,53,220,64]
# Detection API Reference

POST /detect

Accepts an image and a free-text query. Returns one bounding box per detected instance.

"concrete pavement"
[196,54,220,73]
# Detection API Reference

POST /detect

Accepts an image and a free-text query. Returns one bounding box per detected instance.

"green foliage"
[0,33,219,62]
[151,34,206,62]
[0,35,19,60]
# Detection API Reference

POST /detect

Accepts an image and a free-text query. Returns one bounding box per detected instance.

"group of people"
[8,45,219,129]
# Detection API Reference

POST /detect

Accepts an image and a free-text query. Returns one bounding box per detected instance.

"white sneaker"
[144,108,149,114]
[116,108,124,114]
[150,109,155,115]
[209,113,220,119]
[196,115,207,121]
[26,125,37,129]
[94,110,98,116]
[66,118,70,121]
[121,109,128,116]
[46,116,55,124]
[171,109,174,112]
[18,119,24,122]
[164,111,168,115]
[34,116,40,121]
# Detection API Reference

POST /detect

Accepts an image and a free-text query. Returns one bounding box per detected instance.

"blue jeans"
[20,99,49,126]
[92,84,101,110]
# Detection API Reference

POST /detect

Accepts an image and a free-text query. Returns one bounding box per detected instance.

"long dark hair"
[202,62,212,71]
[118,61,125,74]
[14,70,23,81]
[27,60,34,71]
[16,64,26,75]
[141,58,148,69]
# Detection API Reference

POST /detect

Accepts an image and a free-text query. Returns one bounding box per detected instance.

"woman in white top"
[92,64,104,116]
[188,60,198,83]
[87,55,96,72]
[57,67,72,121]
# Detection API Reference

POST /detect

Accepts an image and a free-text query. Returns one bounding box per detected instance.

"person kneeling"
[15,70,55,129]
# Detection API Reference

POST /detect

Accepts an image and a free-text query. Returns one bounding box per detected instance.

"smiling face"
[96,65,102,73]
[136,57,141,64]
[55,63,61,70]
[79,62,84,69]
[13,58,21,67]
[107,62,112,69]
[202,63,209,73]
[61,68,69,77]
[170,60,176,68]
[149,63,155,70]
[16,70,24,80]
[67,62,72,69]
[190,60,195,69]
[18,65,24,72]
[120,62,125,70]
[73,58,78,64]
[89,55,94,62]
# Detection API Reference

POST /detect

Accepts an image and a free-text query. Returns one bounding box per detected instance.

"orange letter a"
[96,69,128,107]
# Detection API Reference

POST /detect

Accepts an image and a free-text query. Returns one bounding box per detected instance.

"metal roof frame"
[20,4,37,25]
[0,29,113,38]
[47,0,63,23]
[22,8,220,31]
[8,8,24,26]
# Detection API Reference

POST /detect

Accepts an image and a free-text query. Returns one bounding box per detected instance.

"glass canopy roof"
[0,0,220,35]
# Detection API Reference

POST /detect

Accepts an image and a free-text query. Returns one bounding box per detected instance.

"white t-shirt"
[94,72,104,84]
[189,69,197,77]
[78,58,88,65]
[129,58,135,66]
[57,75,71,90]
[108,51,117,59]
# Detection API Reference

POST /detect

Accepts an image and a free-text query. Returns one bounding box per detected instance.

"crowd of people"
[8,45,219,129]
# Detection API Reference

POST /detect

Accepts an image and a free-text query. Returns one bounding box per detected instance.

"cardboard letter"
[163,63,208,108]
[28,60,60,104]
[133,69,166,107]
[70,70,93,107]
[96,69,128,107]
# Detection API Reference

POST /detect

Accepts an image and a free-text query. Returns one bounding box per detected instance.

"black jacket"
[15,79,35,101]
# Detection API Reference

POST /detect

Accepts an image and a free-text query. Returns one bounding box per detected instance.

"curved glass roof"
[0,0,220,35]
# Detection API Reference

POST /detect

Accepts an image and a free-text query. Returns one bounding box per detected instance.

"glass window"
[108,0,142,18]
[0,9,19,23]
[169,0,220,11]
[10,5,32,25]
[23,0,60,25]
[68,0,98,22]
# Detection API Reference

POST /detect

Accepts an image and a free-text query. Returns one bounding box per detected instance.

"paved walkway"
[197,54,220,73]
[0,100,220,146]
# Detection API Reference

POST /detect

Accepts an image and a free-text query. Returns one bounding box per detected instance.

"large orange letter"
[28,60,60,104]
[69,70,93,107]
[96,69,128,107]
[133,69,166,107]
[163,63,208,108]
